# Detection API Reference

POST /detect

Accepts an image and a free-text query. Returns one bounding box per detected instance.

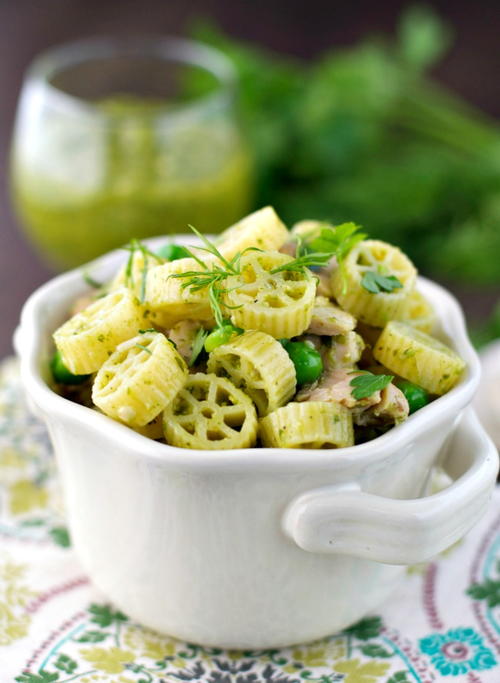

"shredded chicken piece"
[297,365,409,427]
[307,296,356,336]
[279,240,297,257]
[316,258,337,298]
[322,332,365,370]
[168,320,201,363]
[296,368,378,409]
[297,334,323,351]
[353,384,409,426]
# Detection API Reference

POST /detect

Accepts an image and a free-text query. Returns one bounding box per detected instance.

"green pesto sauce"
[12,95,253,270]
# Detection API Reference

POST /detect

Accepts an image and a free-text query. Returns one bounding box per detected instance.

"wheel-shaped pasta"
[163,373,258,450]
[146,257,215,328]
[207,330,296,416]
[401,289,436,334]
[92,332,187,427]
[373,321,465,395]
[290,219,323,240]
[331,240,417,327]
[224,251,316,338]
[53,287,146,374]
[217,206,289,260]
[259,401,354,449]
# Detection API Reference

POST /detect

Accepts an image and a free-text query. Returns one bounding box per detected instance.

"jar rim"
[24,35,237,120]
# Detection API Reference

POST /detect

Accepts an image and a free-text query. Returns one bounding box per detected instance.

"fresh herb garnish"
[361,271,403,294]
[186,224,237,271]
[285,222,366,290]
[134,343,152,355]
[139,328,157,334]
[122,239,163,303]
[187,12,500,287]
[270,223,365,279]
[168,226,250,333]
[189,327,209,367]
[156,243,190,261]
[308,222,366,258]
[270,251,334,274]
[82,271,103,289]
[350,372,394,400]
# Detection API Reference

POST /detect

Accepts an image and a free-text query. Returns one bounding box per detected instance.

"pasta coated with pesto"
[224,251,316,338]
[331,240,417,327]
[93,331,187,427]
[207,330,296,416]
[146,257,215,328]
[217,206,289,260]
[53,288,146,375]
[163,373,258,450]
[51,206,466,450]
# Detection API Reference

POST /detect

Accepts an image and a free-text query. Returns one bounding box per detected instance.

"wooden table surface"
[1,0,499,358]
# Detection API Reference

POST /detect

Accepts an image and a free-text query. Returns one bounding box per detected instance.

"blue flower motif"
[419,627,496,676]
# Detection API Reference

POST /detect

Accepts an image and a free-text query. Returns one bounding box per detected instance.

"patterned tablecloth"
[1,357,499,683]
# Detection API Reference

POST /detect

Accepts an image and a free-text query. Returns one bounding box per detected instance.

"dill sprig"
[82,270,103,289]
[122,239,164,303]
[168,222,366,330]
[270,251,334,274]
[185,225,237,273]
[168,226,251,331]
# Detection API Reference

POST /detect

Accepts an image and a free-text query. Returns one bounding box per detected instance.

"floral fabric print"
[0,357,499,682]
[419,628,496,676]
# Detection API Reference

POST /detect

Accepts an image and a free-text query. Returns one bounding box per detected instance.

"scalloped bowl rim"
[16,235,480,473]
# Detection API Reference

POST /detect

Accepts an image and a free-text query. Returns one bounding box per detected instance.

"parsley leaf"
[309,222,366,258]
[361,271,403,294]
[307,222,367,292]
[189,327,209,367]
[350,372,394,400]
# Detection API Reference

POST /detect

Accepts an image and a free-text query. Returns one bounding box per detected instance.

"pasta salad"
[50,207,466,450]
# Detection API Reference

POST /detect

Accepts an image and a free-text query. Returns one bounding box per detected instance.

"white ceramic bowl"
[474,340,500,449]
[15,238,499,649]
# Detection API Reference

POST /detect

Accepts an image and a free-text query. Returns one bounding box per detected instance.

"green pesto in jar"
[12,95,253,270]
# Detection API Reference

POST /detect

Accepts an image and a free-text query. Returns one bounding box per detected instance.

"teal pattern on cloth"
[0,357,499,683]
[419,628,496,676]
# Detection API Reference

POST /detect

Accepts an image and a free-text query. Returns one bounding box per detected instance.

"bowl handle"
[282,409,499,565]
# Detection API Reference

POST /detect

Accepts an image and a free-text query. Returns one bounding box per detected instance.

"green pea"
[156,243,189,261]
[50,350,90,385]
[283,341,323,385]
[204,325,242,353]
[395,379,430,414]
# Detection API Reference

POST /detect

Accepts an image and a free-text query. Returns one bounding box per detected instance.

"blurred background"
[1,0,499,358]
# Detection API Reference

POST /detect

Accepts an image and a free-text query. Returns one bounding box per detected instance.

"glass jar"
[10,37,253,270]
